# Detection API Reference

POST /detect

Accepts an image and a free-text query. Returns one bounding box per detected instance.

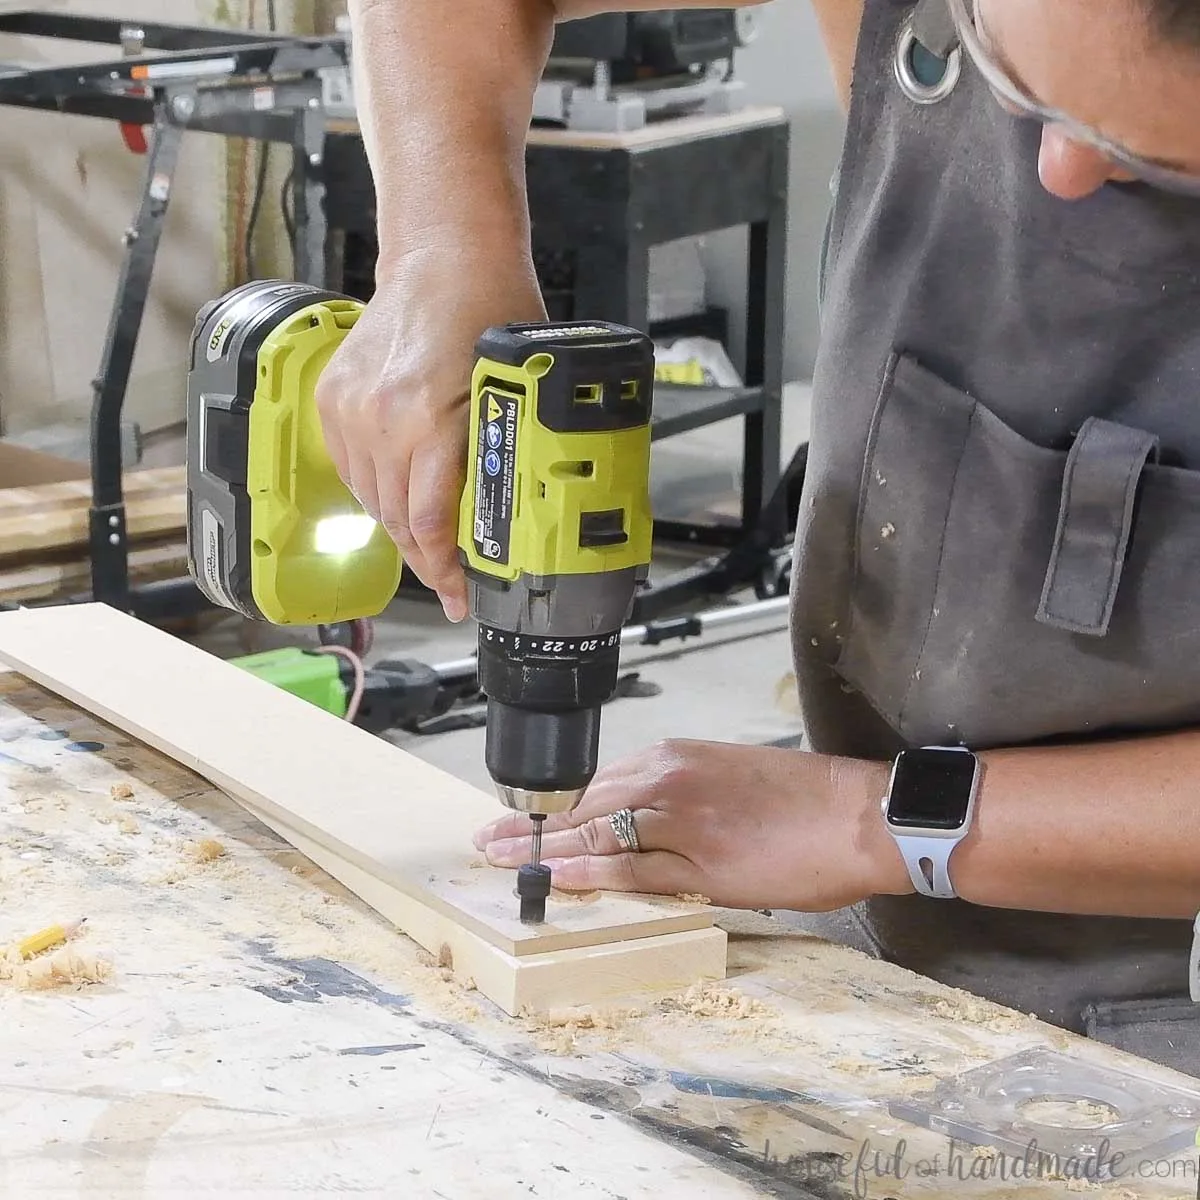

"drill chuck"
[478,624,620,813]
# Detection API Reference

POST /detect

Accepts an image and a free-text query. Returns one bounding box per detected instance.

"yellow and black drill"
[185,281,655,922]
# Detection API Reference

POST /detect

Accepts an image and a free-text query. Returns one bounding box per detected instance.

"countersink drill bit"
[517,814,551,924]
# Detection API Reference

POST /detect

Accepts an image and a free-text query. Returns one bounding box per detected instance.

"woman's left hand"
[472,739,907,911]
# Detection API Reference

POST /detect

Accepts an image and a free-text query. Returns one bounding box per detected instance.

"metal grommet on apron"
[894,0,961,104]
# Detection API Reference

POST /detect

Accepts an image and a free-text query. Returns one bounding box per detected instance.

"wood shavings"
[914,988,1036,1033]
[183,838,226,863]
[658,981,772,1020]
[110,783,134,801]
[550,887,599,905]
[971,1145,998,1160]
[829,1057,873,1076]
[0,944,111,991]
[526,1006,642,1055]
[116,815,139,836]
[773,672,802,717]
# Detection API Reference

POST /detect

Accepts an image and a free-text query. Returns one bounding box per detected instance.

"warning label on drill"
[472,388,519,564]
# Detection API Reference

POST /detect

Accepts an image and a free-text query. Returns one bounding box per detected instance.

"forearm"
[349,0,557,270]
[945,732,1200,919]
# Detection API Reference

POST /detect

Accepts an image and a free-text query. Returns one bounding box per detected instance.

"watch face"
[886,748,977,830]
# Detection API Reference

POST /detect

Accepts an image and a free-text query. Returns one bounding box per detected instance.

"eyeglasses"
[944,0,1200,197]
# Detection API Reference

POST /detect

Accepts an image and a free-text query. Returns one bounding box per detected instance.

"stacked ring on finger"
[608,807,642,853]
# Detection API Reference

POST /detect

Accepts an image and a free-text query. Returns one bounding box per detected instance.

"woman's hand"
[315,239,547,622]
[473,739,908,911]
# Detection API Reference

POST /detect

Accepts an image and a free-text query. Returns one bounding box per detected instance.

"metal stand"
[532,63,746,133]
[0,11,346,616]
[522,111,794,619]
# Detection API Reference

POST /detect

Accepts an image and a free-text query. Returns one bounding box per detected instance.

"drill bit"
[531,813,544,868]
[517,814,551,924]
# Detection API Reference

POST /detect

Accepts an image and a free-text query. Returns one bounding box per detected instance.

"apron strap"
[911,0,959,59]
[1035,417,1159,637]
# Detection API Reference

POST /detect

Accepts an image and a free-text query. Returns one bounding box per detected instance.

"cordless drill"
[185,282,655,922]
[455,322,655,920]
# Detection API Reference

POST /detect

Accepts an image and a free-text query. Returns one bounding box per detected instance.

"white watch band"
[891,833,962,900]
[1190,912,1200,1003]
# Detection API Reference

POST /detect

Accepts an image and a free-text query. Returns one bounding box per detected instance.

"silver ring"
[608,807,642,853]
[894,16,961,106]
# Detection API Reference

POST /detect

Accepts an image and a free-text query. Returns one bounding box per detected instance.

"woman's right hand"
[315,239,547,622]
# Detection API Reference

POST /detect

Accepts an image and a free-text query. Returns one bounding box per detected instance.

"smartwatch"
[881,745,981,899]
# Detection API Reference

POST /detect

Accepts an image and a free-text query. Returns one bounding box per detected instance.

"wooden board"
[0,602,725,1013]
[0,465,185,560]
[0,539,186,603]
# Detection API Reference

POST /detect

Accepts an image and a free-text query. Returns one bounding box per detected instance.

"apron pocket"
[835,351,1200,748]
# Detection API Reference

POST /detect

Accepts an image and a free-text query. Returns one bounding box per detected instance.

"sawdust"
[183,838,226,863]
[525,980,784,1056]
[912,988,1037,1033]
[675,893,711,905]
[971,1145,998,1160]
[0,944,112,991]
[94,810,140,835]
[212,852,489,1025]
[773,672,801,717]
[525,1005,644,1055]
[550,887,599,905]
[659,981,773,1020]
[829,1057,874,1076]
[110,783,135,801]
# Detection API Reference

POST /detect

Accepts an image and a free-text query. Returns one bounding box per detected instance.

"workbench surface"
[2,670,1197,1199]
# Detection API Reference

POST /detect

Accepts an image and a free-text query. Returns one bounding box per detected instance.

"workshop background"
[0,0,840,771]
[5,9,1200,1195]
[0,0,843,441]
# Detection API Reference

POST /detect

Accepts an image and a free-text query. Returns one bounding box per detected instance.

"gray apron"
[787,0,1200,1071]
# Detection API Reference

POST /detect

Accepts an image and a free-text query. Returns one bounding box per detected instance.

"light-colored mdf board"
[0,466,186,559]
[525,104,788,151]
[262,806,727,1014]
[326,105,787,152]
[0,539,187,603]
[0,604,723,1012]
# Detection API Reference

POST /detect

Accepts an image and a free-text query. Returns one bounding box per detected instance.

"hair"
[1145,0,1200,47]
